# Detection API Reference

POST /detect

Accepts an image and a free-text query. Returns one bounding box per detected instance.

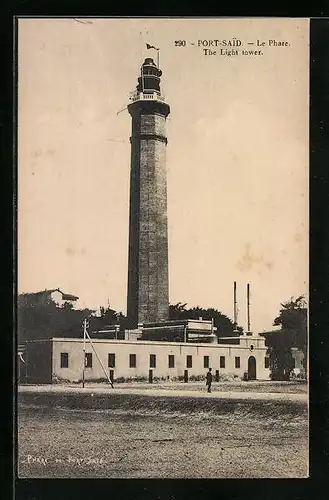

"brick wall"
[127,105,170,326]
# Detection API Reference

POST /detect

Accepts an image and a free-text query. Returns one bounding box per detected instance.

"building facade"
[23,334,272,384]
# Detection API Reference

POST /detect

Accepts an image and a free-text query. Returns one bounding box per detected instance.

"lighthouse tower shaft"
[127,58,170,328]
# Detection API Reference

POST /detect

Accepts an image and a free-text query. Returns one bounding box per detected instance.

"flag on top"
[146,43,159,51]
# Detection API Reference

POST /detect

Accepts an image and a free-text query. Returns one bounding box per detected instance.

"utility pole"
[82,318,86,388]
[84,328,114,388]
[233,281,237,330]
[247,283,251,334]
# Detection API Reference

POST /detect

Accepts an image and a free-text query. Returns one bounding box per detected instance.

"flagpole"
[140,32,144,94]
[146,44,160,68]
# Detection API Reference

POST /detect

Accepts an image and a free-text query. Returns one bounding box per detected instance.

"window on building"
[129,353,136,368]
[108,353,115,368]
[168,355,175,368]
[60,352,68,368]
[220,356,225,368]
[85,353,92,368]
[291,357,295,368]
[186,355,192,368]
[203,356,209,368]
[265,357,269,369]
[150,354,156,368]
[235,356,240,369]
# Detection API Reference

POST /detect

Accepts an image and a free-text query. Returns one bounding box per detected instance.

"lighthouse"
[126,58,170,328]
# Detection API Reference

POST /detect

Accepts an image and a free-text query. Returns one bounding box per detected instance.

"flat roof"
[25,337,267,350]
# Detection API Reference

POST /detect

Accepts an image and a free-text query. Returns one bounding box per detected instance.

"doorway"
[248,356,256,380]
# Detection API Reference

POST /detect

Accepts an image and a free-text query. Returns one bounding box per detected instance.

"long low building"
[21,334,272,383]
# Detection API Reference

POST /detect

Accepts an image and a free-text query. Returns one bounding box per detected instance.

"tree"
[18,293,58,342]
[18,295,94,342]
[265,332,295,381]
[18,292,130,343]
[274,295,308,378]
[169,302,243,338]
[90,306,127,334]
[265,296,308,381]
[61,301,74,311]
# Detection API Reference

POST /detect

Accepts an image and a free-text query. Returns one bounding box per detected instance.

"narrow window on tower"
[220,356,225,368]
[108,353,115,368]
[203,356,209,368]
[186,355,192,368]
[60,352,68,368]
[168,355,175,368]
[85,353,92,368]
[235,356,240,369]
[150,354,156,368]
[265,357,270,369]
[129,354,137,368]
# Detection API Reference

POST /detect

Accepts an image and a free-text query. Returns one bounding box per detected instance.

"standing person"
[206,368,213,393]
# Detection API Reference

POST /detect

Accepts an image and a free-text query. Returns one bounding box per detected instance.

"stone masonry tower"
[127,58,170,328]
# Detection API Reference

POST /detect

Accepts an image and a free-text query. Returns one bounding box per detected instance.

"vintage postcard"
[17,17,309,479]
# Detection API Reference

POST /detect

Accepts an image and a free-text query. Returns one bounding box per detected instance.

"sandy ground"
[18,405,308,479]
[17,382,308,479]
[19,381,308,402]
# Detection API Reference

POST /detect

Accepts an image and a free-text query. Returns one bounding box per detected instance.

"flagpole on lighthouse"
[146,43,160,68]
[140,32,144,93]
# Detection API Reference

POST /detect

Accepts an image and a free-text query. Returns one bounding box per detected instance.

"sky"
[18,18,309,332]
